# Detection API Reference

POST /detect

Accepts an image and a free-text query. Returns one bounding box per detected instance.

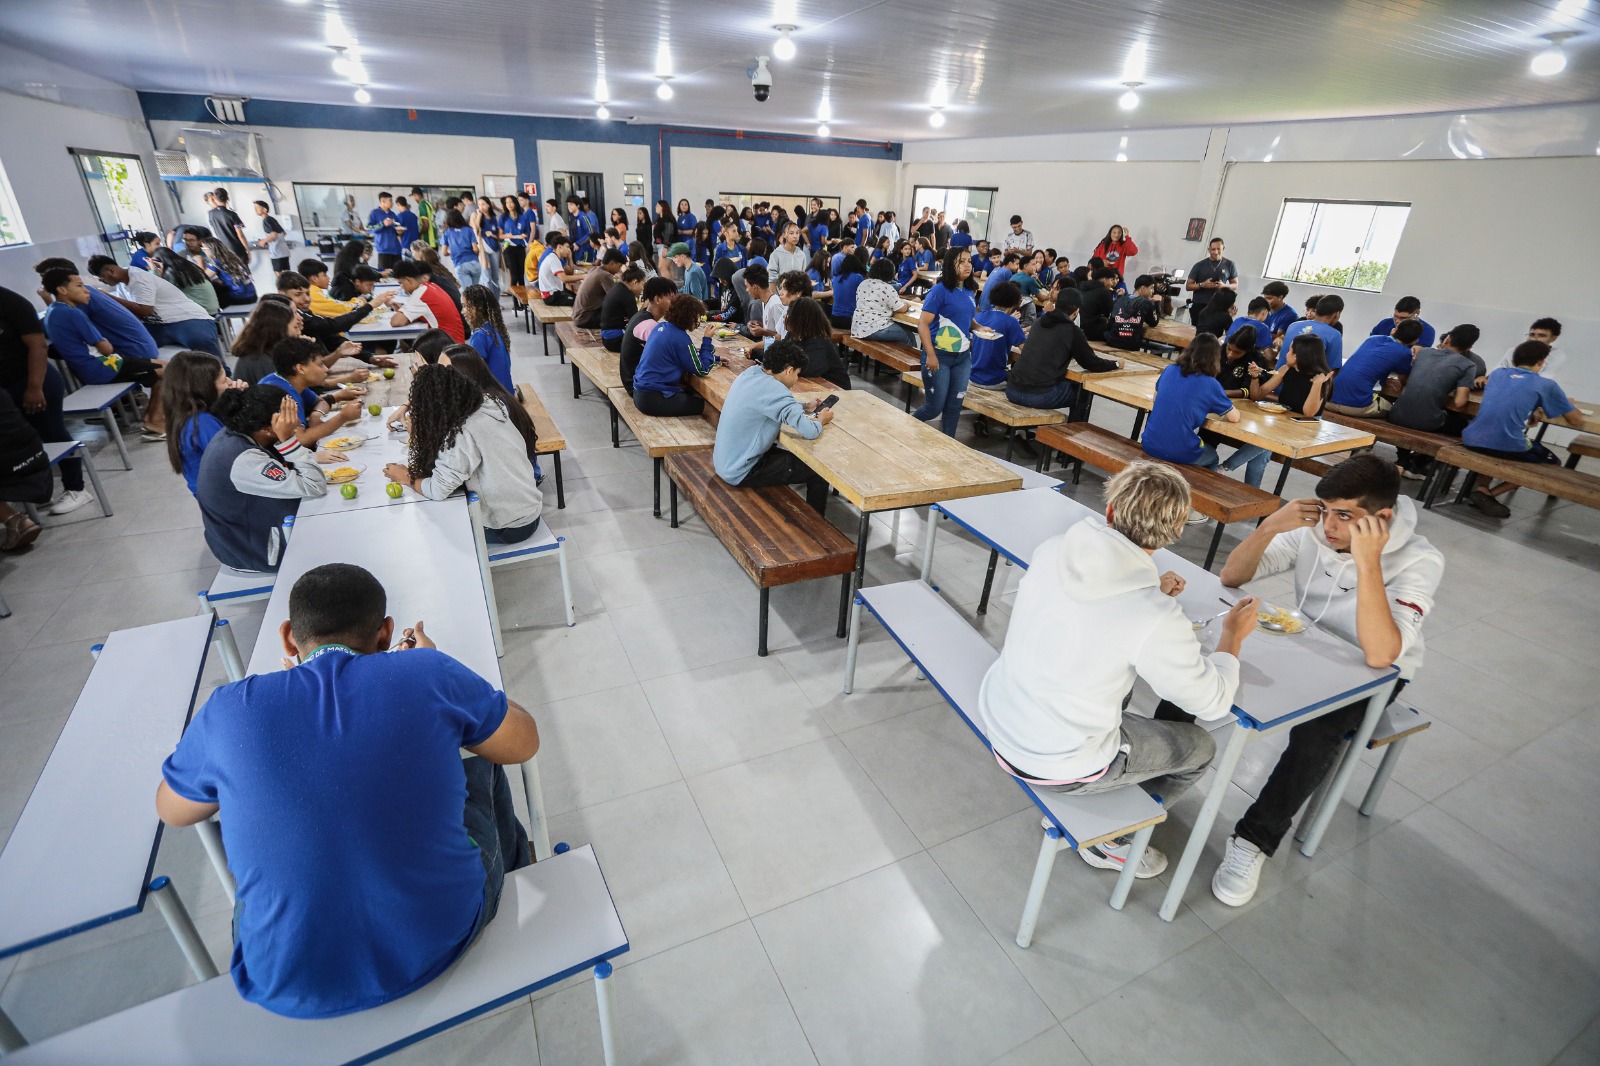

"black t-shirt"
[1217,352,1270,395]
[1276,365,1327,417]
[915,220,935,240]
[0,285,45,387]
[796,334,850,390]
[1105,293,1157,350]
[1078,285,1115,340]
[600,280,637,334]
[209,207,248,258]
[935,224,953,248]
[619,307,654,394]
[1187,257,1237,314]
[1195,305,1234,338]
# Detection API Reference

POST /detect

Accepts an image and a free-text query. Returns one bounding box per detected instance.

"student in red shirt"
[390,261,465,342]
[1091,224,1139,278]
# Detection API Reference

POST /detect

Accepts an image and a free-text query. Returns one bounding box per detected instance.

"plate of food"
[1257,603,1307,635]
[323,463,365,485]
[1255,401,1288,414]
[713,327,738,340]
[321,435,368,451]
[366,371,386,383]
[972,327,1003,341]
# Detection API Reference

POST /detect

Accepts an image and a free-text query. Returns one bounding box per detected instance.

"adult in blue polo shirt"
[367,191,402,270]
[157,563,539,1019]
[1368,295,1435,349]
[1275,293,1345,369]
[1328,318,1424,415]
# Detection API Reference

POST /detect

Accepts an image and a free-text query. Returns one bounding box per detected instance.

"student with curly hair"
[631,294,712,417]
[461,284,512,391]
[383,363,542,543]
[439,345,543,484]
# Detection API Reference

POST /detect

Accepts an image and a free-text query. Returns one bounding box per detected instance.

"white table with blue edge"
[920,487,1399,921]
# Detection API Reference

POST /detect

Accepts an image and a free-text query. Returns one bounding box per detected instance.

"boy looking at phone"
[712,339,833,513]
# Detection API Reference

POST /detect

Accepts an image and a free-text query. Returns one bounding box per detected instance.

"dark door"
[553,171,605,227]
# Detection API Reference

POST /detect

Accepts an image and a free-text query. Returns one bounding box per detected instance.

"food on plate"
[321,436,365,451]
[1258,605,1305,634]
[1256,401,1288,414]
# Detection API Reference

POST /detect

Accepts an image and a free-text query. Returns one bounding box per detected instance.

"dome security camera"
[750,56,773,102]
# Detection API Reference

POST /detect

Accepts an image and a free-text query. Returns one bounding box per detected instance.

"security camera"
[751,56,772,102]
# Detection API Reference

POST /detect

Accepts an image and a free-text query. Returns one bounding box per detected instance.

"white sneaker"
[1211,835,1266,907]
[1079,836,1168,879]
[1186,509,1209,525]
[48,489,95,515]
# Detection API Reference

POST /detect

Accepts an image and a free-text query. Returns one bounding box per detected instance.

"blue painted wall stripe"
[138,93,901,205]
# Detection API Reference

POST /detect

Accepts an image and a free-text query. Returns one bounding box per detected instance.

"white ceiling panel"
[3,0,1598,142]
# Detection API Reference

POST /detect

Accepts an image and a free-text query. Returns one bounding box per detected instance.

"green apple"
[341,483,358,500]
[368,403,382,417]
[385,482,403,499]
[383,368,396,379]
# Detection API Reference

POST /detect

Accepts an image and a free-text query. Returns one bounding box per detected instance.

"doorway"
[552,171,605,225]
[71,149,161,264]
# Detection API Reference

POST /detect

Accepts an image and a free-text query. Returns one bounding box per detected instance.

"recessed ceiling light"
[330,46,351,76]
[773,25,797,61]
[353,87,371,104]
[816,124,830,138]
[656,77,674,101]
[596,105,611,120]
[1119,81,1143,110]
[1531,32,1577,75]
[929,109,946,128]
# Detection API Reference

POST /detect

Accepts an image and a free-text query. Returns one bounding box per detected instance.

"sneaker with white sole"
[48,488,95,515]
[1079,836,1168,879]
[1186,509,1209,525]
[1211,835,1266,907]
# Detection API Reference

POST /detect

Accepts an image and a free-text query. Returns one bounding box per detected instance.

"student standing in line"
[1184,237,1237,323]
[567,197,592,261]
[1252,334,1332,418]
[632,294,713,417]
[194,385,329,573]
[410,187,435,246]
[0,283,95,515]
[1092,224,1139,278]
[912,246,980,437]
[979,461,1255,879]
[573,249,626,328]
[712,339,833,513]
[157,562,538,1018]
[652,200,679,273]
[620,276,678,395]
[163,350,240,494]
[1367,295,1435,349]
[851,258,914,346]
[208,188,251,263]
[1459,341,1584,517]
[439,209,483,290]
[1494,317,1564,376]
[668,242,709,302]
[394,198,422,257]
[39,268,168,439]
[784,296,851,390]
[473,196,503,295]
[367,192,403,271]
[600,265,646,353]
[676,199,697,235]
[252,201,291,274]
[389,261,467,342]
[829,249,868,331]
[633,206,652,253]
[541,199,565,237]
[1388,325,1483,479]
[386,362,543,542]
[1205,456,1443,905]
[461,284,514,392]
[1142,333,1271,490]
[1004,288,1122,411]
[1275,294,1345,369]
[1327,318,1424,417]
[968,280,1028,391]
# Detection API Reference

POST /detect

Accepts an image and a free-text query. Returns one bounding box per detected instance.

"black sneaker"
[1468,492,1511,518]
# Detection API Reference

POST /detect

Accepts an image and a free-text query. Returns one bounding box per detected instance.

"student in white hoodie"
[383,363,542,543]
[1205,454,1444,906]
[978,462,1261,879]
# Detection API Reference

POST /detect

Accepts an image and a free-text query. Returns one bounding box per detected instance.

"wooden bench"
[1322,412,1453,462]
[516,382,569,510]
[1036,423,1280,569]
[842,335,919,381]
[568,346,623,400]
[1564,433,1600,470]
[529,300,573,358]
[663,449,855,655]
[507,284,531,332]
[2,845,628,1065]
[843,580,1167,935]
[1423,443,1600,511]
[606,387,717,517]
[554,320,605,367]
[898,372,1067,461]
[0,614,241,1050]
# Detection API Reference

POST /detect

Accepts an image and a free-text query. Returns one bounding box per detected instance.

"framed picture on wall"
[482,175,518,200]
[1185,217,1207,241]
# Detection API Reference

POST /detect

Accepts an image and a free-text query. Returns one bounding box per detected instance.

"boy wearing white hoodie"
[978,462,1261,879]
[1207,454,1444,906]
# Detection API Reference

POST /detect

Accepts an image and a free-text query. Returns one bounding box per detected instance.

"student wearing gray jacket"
[384,363,542,543]
[712,340,833,513]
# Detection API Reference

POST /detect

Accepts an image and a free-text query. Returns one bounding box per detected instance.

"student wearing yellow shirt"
[297,259,396,318]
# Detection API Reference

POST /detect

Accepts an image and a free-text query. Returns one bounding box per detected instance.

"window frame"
[909,185,1000,244]
[1261,197,1412,294]
[0,155,32,249]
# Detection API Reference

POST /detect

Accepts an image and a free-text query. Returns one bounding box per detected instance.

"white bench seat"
[60,382,138,470]
[466,496,575,660]
[843,579,1165,942]
[198,565,277,611]
[3,845,629,1065]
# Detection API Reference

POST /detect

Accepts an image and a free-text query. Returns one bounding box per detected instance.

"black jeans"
[634,389,705,417]
[1396,411,1467,472]
[461,756,532,941]
[737,445,829,513]
[541,289,575,306]
[4,365,83,492]
[1154,679,1406,856]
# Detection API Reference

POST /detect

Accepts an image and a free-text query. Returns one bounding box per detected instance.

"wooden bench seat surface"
[843,336,920,373]
[508,285,530,303]
[607,388,717,456]
[515,383,566,453]
[568,347,622,393]
[1322,412,1452,456]
[899,372,1065,428]
[553,321,604,351]
[1434,444,1600,507]
[1568,434,1600,460]
[1038,422,1280,522]
[664,450,854,587]
[530,302,572,323]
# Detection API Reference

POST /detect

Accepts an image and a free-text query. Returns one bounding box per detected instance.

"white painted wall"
[537,140,652,228]
[670,145,897,219]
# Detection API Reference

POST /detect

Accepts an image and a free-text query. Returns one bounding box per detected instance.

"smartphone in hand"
[818,394,841,410]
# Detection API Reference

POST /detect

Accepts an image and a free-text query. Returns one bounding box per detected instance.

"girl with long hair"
[473,196,502,294]
[1091,224,1139,278]
[912,246,980,437]
[230,297,300,383]
[441,209,483,290]
[438,346,542,484]
[163,350,236,493]
[634,206,652,251]
[631,294,711,417]
[384,363,542,542]
[652,199,678,269]
[675,198,696,233]
[1251,333,1332,419]
[828,248,868,330]
[783,296,850,390]
[461,283,513,391]
[1142,333,1268,488]
[332,238,370,278]
[500,194,529,287]
[627,241,659,281]
[151,247,220,316]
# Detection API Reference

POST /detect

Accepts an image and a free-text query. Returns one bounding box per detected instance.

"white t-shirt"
[121,265,212,323]
[1498,344,1566,379]
[851,278,901,338]
[397,282,440,329]
[1002,229,1034,252]
[537,252,565,297]
[764,293,787,339]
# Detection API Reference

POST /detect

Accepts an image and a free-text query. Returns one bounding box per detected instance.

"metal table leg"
[838,510,871,638]
[1272,458,1292,497]
[1159,722,1251,922]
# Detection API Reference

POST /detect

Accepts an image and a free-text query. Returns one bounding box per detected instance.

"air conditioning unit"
[154,150,191,178]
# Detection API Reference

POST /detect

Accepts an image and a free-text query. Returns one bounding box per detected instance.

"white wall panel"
[536,140,653,227]
[669,146,897,219]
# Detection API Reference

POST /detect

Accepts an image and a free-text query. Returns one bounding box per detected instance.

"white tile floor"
[2,317,1598,1065]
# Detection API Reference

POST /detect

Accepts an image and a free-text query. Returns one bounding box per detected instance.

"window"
[1262,199,1412,293]
[910,186,997,243]
[0,157,31,248]
[71,150,160,262]
[293,184,476,240]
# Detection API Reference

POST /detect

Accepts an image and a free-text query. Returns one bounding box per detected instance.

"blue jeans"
[1196,443,1271,488]
[912,348,971,437]
[454,259,484,289]
[1005,380,1077,410]
[461,756,532,943]
[862,323,914,346]
[480,254,502,296]
[154,317,221,356]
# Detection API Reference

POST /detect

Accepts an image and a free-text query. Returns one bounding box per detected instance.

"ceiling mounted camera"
[750,56,773,102]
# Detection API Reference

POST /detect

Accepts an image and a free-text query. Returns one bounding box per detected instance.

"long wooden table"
[1082,375,1376,493]
[1380,373,1600,436]
[1144,321,1196,348]
[778,388,1023,635]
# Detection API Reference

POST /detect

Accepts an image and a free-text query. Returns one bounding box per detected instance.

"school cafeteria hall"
[0,1,1598,1063]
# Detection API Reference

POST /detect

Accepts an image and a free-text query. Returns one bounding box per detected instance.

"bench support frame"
[147,876,221,982]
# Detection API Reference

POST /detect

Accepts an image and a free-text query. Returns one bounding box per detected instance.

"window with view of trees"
[0,157,29,248]
[1262,199,1411,293]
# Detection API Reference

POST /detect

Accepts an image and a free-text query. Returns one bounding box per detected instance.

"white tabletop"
[247,498,502,685]
[0,614,216,957]
[347,319,427,340]
[297,407,426,517]
[933,490,1394,728]
[5,845,626,1065]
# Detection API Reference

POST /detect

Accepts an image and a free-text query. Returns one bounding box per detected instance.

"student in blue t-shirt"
[258,337,365,434]
[913,246,980,437]
[968,280,1028,390]
[632,293,714,417]
[675,198,697,235]
[808,217,829,255]
[394,197,421,251]
[1328,318,1423,416]
[367,192,402,269]
[1459,341,1583,517]
[162,349,232,494]
[1275,293,1345,369]
[1227,297,1278,356]
[39,268,168,439]
[829,250,867,330]
[157,562,539,1019]
[1368,296,1435,349]
[1260,281,1297,341]
[462,284,513,391]
[979,253,1021,312]
[1142,334,1271,488]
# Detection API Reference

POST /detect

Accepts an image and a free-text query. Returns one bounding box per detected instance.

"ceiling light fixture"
[817,123,830,138]
[596,105,611,120]
[655,41,673,78]
[930,82,949,109]
[595,75,609,103]
[1531,31,1577,76]
[655,77,674,101]
[1119,81,1143,110]
[929,108,946,128]
[773,25,797,61]
[353,87,371,104]
[330,46,351,76]
[1122,40,1148,83]
[817,97,831,123]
